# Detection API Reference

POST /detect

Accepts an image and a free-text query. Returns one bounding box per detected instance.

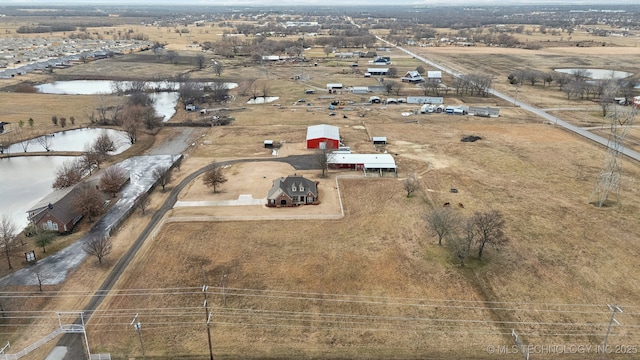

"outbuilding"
[427,71,442,82]
[306,124,340,149]
[264,140,274,148]
[328,153,397,176]
[367,68,388,76]
[372,136,387,145]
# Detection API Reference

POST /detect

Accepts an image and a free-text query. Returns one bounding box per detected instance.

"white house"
[427,71,442,82]
[401,70,424,83]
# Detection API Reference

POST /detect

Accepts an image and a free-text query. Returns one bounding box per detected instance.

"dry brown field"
[1,16,640,360]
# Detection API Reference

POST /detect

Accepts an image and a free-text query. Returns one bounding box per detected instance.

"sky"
[2,0,639,5]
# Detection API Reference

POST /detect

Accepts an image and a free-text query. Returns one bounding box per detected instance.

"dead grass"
[3,17,640,360]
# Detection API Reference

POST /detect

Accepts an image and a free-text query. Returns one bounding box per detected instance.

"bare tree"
[0,214,18,269]
[93,131,116,157]
[447,218,474,267]
[323,45,333,57]
[597,80,619,117]
[73,184,105,222]
[166,50,178,64]
[152,166,171,191]
[36,135,52,151]
[51,115,58,126]
[19,138,31,152]
[384,80,396,95]
[424,207,459,246]
[523,69,542,86]
[470,210,508,260]
[393,83,404,97]
[59,117,67,128]
[210,81,230,102]
[203,165,228,193]
[35,230,55,253]
[403,173,420,197]
[213,62,224,76]
[387,67,398,78]
[33,263,46,291]
[196,54,206,70]
[100,165,128,197]
[82,235,113,264]
[315,143,336,178]
[143,107,161,130]
[52,158,84,189]
[137,194,151,215]
[81,146,101,174]
[121,105,143,144]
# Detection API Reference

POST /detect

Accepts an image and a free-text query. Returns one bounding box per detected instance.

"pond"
[0,156,76,231]
[554,68,633,80]
[4,128,131,154]
[35,80,238,122]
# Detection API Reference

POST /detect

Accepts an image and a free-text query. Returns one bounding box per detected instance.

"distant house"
[427,71,442,83]
[267,175,319,207]
[326,83,343,91]
[401,70,424,83]
[307,124,340,149]
[369,56,391,65]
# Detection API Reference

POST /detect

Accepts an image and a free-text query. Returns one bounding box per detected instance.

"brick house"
[267,175,319,207]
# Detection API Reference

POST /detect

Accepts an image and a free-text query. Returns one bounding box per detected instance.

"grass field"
[1,14,640,360]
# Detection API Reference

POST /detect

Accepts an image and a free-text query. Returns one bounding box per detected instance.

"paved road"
[54,155,317,359]
[380,37,640,163]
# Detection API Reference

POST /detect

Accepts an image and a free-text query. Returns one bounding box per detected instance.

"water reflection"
[35,80,238,122]
[0,156,74,231]
[4,128,130,154]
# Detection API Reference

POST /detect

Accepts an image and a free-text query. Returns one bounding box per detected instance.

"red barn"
[306,124,340,149]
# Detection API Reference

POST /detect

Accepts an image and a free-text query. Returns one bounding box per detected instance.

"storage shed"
[372,137,387,145]
[306,124,340,149]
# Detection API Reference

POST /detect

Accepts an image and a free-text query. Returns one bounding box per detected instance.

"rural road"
[54,154,317,359]
[380,37,640,163]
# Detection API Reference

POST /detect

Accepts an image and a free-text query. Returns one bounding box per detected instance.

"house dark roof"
[28,179,101,225]
[267,175,318,200]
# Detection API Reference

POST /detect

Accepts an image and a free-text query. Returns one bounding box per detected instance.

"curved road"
[379,36,640,162]
[55,154,317,359]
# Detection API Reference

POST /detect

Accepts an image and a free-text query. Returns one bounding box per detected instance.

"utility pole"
[602,304,622,356]
[221,273,227,307]
[202,269,214,360]
[130,313,145,359]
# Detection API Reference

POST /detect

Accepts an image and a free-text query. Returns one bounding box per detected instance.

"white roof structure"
[329,153,396,169]
[372,136,387,143]
[427,71,442,78]
[326,83,343,89]
[307,124,340,141]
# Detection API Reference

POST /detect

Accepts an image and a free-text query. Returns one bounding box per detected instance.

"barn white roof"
[329,153,396,169]
[307,124,340,141]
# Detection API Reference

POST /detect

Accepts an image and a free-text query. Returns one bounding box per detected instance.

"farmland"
[1,5,640,359]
